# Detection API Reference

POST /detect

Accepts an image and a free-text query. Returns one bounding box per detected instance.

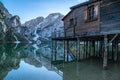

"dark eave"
[62,0,99,20]
[62,10,73,21]
[70,0,98,10]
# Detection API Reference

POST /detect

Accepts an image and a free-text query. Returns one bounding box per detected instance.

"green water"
[0,43,120,80]
[0,43,62,80]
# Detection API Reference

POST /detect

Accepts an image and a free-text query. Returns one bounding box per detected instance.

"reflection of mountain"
[0,43,62,79]
[24,53,42,67]
[0,43,28,80]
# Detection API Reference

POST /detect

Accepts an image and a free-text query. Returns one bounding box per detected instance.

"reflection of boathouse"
[52,0,120,69]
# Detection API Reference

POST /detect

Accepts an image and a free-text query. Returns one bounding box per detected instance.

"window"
[88,5,94,21]
[84,5,98,22]
[69,18,74,27]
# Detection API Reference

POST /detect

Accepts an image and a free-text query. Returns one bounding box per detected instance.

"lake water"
[0,43,120,80]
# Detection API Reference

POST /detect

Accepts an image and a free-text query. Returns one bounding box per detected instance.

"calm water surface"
[0,43,120,80]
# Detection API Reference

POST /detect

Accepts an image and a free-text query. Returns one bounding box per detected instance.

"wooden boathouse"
[52,0,120,69]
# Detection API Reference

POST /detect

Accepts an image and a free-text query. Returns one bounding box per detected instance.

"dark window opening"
[69,18,74,27]
[88,5,94,21]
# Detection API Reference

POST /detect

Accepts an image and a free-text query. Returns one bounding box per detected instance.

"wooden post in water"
[66,40,69,62]
[63,40,65,62]
[91,41,95,58]
[103,35,108,69]
[112,42,114,60]
[86,41,88,58]
[114,40,118,62]
[89,41,91,58]
[51,40,54,61]
[97,41,99,57]
[84,41,86,59]
[88,41,91,58]
[54,40,57,61]
[77,37,80,61]
[100,41,103,58]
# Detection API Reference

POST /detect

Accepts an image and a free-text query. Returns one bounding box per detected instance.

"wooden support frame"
[66,40,69,62]
[63,40,66,62]
[113,40,118,62]
[91,41,95,57]
[103,35,108,69]
[77,37,80,61]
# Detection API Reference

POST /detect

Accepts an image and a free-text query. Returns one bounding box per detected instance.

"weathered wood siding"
[64,10,76,37]
[100,0,120,34]
[75,2,100,36]
[63,1,100,37]
[63,0,120,37]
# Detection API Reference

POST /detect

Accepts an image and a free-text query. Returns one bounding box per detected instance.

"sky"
[0,0,88,23]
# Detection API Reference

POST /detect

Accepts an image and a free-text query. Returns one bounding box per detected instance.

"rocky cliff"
[0,2,28,43]
[22,13,64,42]
[0,1,64,43]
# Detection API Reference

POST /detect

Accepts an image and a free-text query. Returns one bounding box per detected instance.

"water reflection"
[0,42,120,80]
[0,43,62,80]
[52,42,120,80]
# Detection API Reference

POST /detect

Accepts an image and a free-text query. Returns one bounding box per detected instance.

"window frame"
[84,4,99,22]
[69,18,74,27]
[88,5,95,21]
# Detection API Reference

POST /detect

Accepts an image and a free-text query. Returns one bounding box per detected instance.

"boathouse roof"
[62,0,99,20]
[70,0,98,10]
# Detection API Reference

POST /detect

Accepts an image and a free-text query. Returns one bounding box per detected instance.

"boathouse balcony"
[52,30,65,40]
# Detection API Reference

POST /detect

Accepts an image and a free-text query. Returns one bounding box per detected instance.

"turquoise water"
[0,43,62,80]
[0,43,120,80]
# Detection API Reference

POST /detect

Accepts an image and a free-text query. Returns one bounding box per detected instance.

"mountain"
[22,17,44,28]
[22,13,64,42]
[0,1,64,43]
[0,2,28,43]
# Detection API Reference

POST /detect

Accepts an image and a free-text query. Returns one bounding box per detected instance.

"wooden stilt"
[97,41,99,57]
[84,41,86,59]
[77,38,80,61]
[103,35,108,69]
[114,40,118,62]
[67,40,69,62]
[55,40,57,61]
[100,41,103,58]
[51,40,54,61]
[63,40,65,62]
[91,41,95,58]
[98,41,100,57]
[75,40,77,60]
[112,42,114,60]
[86,41,88,58]
[88,41,91,58]
[94,41,96,57]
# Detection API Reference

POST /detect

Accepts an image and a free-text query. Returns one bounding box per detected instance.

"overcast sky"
[1,0,88,23]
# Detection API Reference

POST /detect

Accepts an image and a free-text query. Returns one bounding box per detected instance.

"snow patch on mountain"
[22,13,64,42]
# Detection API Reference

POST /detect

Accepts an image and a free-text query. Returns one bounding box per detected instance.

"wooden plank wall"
[100,0,120,34]
[75,2,100,35]
[64,2,100,37]
[64,0,120,37]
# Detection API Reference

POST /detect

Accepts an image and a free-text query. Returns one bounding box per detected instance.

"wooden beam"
[54,41,57,61]
[103,35,108,69]
[67,40,69,62]
[77,38,80,60]
[51,40,54,61]
[63,40,65,62]
[91,41,95,57]
[113,40,118,62]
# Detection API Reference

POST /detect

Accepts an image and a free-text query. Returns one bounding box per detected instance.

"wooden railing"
[52,30,65,38]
